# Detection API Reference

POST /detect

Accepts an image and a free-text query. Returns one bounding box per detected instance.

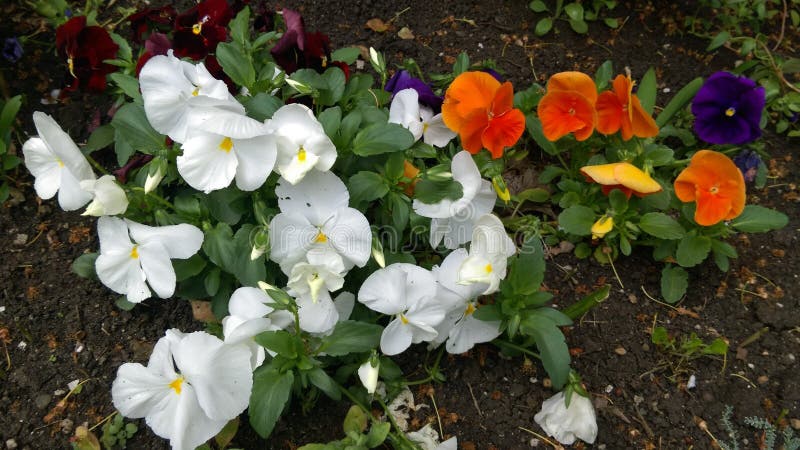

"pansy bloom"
[674,150,746,226]
[172,0,232,60]
[441,71,525,159]
[386,70,443,112]
[537,72,598,142]
[270,8,332,74]
[55,16,119,92]
[580,162,662,198]
[596,74,658,140]
[691,72,765,145]
[127,5,176,44]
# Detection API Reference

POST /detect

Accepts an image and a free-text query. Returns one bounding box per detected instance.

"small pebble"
[747,363,755,369]
[16,341,26,350]
[662,87,671,93]
[6,439,18,450]
[757,375,769,385]
[605,385,614,394]
[0,306,4,313]
[53,389,65,396]
[791,418,800,430]
[34,393,51,410]
[634,395,644,405]
[687,374,697,389]
[614,346,627,356]
[12,234,27,246]
[60,418,73,435]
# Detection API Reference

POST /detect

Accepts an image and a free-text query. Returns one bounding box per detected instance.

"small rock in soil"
[34,393,51,410]
[60,418,73,434]
[614,346,627,355]
[5,439,17,450]
[12,234,27,246]
[791,418,800,430]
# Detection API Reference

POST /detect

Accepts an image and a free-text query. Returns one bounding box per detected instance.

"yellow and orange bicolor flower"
[580,162,662,198]
[595,74,658,140]
[442,71,526,159]
[674,150,746,226]
[537,71,598,142]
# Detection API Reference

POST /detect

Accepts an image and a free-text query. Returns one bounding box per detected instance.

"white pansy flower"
[457,214,516,295]
[95,217,203,303]
[265,104,337,184]
[22,112,95,211]
[177,112,276,193]
[81,175,128,216]
[389,88,456,147]
[534,391,598,445]
[358,264,445,356]
[295,289,339,334]
[139,51,240,143]
[222,287,293,370]
[112,329,252,450]
[270,171,371,274]
[430,249,501,354]
[413,151,496,249]
[286,247,346,302]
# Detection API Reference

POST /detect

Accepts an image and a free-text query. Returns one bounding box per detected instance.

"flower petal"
[137,241,176,299]
[546,71,598,104]
[126,221,204,260]
[380,318,414,355]
[233,134,277,191]
[442,71,499,133]
[275,171,349,225]
[178,133,239,193]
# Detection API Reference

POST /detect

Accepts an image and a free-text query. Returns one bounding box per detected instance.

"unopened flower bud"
[492,175,511,203]
[144,159,166,194]
[358,355,380,394]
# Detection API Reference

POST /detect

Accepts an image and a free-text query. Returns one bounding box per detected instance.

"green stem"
[377,397,422,449]
[334,382,420,449]
[85,154,110,176]
[403,345,445,386]
[493,339,542,360]
[129,187,175,211]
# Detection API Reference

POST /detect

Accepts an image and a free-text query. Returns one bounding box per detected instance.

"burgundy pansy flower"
[134,32,173,76]
[128,5,176,44]
[270,8,333,74]
[691,71,765,145]
[385,70,443,112]
[56,16,119,92]
[173,0,232,60]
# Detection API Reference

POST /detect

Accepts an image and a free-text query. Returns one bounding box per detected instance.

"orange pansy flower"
[580,162,662,198]
[674,150,746,226]
[441,71,525,159]
[399,160,420,196]
[596,74,659,140]
[537,71,598,142]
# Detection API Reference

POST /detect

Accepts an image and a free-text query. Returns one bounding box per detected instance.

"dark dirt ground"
[1,0,799,449]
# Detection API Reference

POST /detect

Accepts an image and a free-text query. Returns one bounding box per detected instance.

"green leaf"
[656,77,703,128]
[637,67,657,115]
[242,93,283,121]
[730,205,788,232]
[254,330,299,359]
[229,6,251,46]
[520,315,571,389]
[318,106,342,138]
[516,188,550,203]
[525,114,559,155]
[307,367,341,400]
[109,73,143,103]
[660,265,688,303]
[413,178,463,205]
[594,60,614,90]
[216,42,256,88]
[348,171,389,205]
[452,52,470,75]
[249,368,294,438]
[204,268,221,296]
[206,187,248,225]
[318,67,346,106]
[202,223,266,286]
[173,254,206,281]
[569,19,588,34]
[608,188,628,213]
[0,95,22,131]
[563,285,610,319]
[115,296,136,311]
[111,103,164,160]
[388,192,410,233]
[506,239,545,295]
[331,47,361,64]
[214,419,239,449]
[318,320,383,356]
[564,2,584,20]
[535,17,553,36]
[343,404,368,434]
[558,205,595,236]
[351,123,415,156]
[604,17,619,28]
[71,253,98,280]
[676,235,711,267]
[85,124,115,152]
[109,32,132,62]
[703,338,728,355]
[529,0,549,12]
[365,422,391,448]
[707,31,731,51]
[638,212,685,239]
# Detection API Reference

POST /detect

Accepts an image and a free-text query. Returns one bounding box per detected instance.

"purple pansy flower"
[733,149,761,183]
[691,71,765,145]
[2,37,23,63]
[385,70,443,112]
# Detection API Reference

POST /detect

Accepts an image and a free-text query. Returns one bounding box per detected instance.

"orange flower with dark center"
[596,74,658,140]
[442,71,525,159]
[537,72,598,142]
[580,162,662,198]
[674,150,746,226]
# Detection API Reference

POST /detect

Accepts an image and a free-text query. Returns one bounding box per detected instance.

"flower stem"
[493,339,542,359]
[85,154,110,176]
[129,187,175,211]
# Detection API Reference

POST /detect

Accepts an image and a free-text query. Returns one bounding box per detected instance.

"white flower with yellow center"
[95,217,203,303]
[22,112,95,211]
[358,263,446,355]
[139,51,240,143]
[286,247,346,302]
[413,151,496,249]
[176,113,276,193]
[265,104,337,184]
[457,214,516,295]
[112,329,252,450]
[389,88,456,147]
[430,249,502,354]
[269,171,371,274]
[80,175,128,217]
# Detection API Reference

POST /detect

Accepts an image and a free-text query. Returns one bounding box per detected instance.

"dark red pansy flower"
[56,16,119,92]
[134,32,172,76]
[270,8,333,75]
[173,0,232,60]
[128,5,176,44]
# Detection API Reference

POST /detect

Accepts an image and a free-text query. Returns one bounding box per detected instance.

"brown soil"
[1,1,798,449]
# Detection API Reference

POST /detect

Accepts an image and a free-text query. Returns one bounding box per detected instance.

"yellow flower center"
[297,147,307,162]
[192,23,203,35]
[314,230,328,243]
[129,245,139,259]
[422,122,429,134]
[465,303,476,316]
[485,264,493,273]
[219,137,233,153]
[191,87,199,96]
[400,314,409,324]
[169,376,184,394]
[67,57,76,78]
[57,159,65,167]
[725,107,736,117]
